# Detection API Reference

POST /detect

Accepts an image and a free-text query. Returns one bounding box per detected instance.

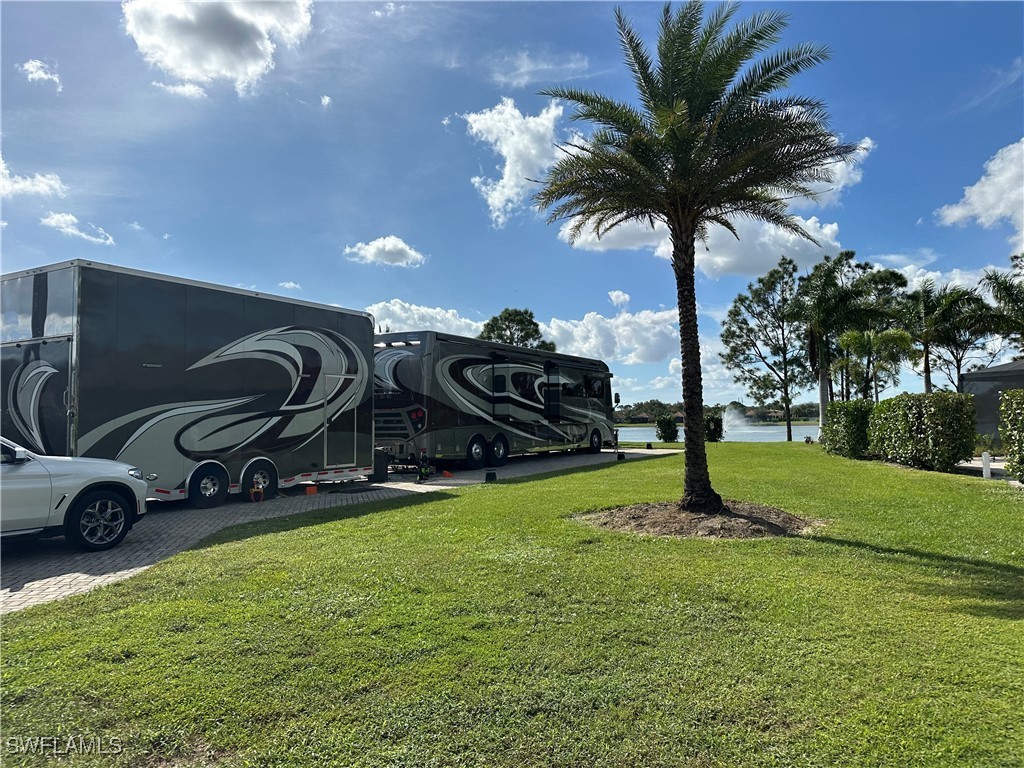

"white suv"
[1,437,147,551]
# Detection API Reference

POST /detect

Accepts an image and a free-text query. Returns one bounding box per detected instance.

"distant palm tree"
[534,1,858,514]
[838,328,915,402]
[902,281,981,393]
[982,254,1024,355]
[793,252,874,431]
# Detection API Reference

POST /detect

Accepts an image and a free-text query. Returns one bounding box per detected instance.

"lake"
[617,423,820,443]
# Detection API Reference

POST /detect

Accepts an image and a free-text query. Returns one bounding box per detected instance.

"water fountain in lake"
[722,405,750,437]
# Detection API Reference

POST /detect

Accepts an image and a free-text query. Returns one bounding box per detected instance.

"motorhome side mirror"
[13,447,29,463]
[614,393,620,406]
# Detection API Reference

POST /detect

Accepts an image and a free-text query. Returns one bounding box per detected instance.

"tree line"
[720,251,1023,440]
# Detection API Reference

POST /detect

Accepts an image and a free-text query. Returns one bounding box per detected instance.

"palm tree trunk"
[672,226,723,515]
[922,341,932,394]
[816,335,829,438]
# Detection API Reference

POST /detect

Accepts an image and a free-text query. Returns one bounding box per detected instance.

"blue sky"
[2,1,1022,406]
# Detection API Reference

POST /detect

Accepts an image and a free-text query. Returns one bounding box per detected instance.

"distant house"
[767,409,784,420]
[630,413,652,423]
[673,411,685,423]
[962,359,1024,440]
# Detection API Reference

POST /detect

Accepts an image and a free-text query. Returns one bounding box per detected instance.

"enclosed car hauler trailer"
[374,331,615,468]
[1,260,375,508]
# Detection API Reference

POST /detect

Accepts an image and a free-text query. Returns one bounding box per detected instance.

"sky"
[2,1,1022,407]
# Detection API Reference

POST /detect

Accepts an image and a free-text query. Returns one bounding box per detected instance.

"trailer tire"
[487,435,509,467]
[465,435,487,470]
[188,464,230,509]
[65,489,131,551]
[241,460,278,502]
[587,428,602,454]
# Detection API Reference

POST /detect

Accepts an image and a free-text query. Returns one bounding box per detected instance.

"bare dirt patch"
[580,500,817,539]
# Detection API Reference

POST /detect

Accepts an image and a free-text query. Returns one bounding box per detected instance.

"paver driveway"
[1,449,670,613]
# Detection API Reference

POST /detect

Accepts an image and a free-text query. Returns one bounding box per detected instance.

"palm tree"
[901,281,981,393]
[982,254,1023,355]
[793,252,874,432]
[534,1,858,514]
[837,328,915,402]
[930,290,999,390]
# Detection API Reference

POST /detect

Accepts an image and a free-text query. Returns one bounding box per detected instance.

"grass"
[2,445,1022,767]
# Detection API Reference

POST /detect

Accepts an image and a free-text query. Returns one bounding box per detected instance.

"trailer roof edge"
[0,259,374,323]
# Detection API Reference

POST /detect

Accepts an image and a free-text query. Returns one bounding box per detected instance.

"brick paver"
[1,449,670,614]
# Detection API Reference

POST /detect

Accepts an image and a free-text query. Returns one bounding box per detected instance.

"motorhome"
[1,260,375,507]
[374,331,615,468]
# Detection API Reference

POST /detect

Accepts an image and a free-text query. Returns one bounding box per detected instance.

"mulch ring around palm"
[580,500,819,539]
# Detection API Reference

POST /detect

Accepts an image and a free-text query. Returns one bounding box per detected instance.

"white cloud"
[162,233,172,240]
[608,290,630,308]
[344,235,426,268]
[18,59,62,92]
[699,216,842,277]
[873,248,940,270]
[278,281,301,290]
[543,308,679,365]
[1,155,68,199]
[463,97,562,227]
[0,221,7,228]
[799,137,876,208]
[892,264,994,292]
[936,138,1024,253]
[128,221,144,231]
[372,3,405,18]
[489,51,589,89]
[560,217,667,253]
[40,212,114,246]
[321,95,331,109]
[152,81,207,98]
[561,212,841,278]
[951,57,1023,115]
[366,298,482,336]
[122,0,312,95]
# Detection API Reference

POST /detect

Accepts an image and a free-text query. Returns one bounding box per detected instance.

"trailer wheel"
[188,464,230,509]
[65,490,131,551]
[487,435,509,467]
[241,460,278,502]
[587,428,602,454]
[465,435,487,470]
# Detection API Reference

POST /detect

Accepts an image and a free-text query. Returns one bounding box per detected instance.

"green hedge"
[704,413,724,442]
[868,392,975,472]
[655,415,679,443]
[1000,389,1024,481]
[822,400,874,458]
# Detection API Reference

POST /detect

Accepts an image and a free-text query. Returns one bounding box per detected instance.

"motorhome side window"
[511,372,538,401]
[585,376,605,399]
[560,379,585,398]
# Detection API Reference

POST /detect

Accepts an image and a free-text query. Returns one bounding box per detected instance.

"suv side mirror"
[13,447,29,463]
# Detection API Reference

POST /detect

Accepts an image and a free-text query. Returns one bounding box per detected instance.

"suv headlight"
[128,468,143,480]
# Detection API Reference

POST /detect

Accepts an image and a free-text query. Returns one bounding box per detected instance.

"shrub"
[655,415,679,443]
[869,392,975,472]
[974,432,1000,457]
[822,400,874,458]
[1000,389,1024,481]
[704,413,724,442]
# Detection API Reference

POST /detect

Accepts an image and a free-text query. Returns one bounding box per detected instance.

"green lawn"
[2,445,1022,767]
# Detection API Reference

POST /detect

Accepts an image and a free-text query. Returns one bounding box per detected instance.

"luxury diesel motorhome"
[373,331,615,468]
